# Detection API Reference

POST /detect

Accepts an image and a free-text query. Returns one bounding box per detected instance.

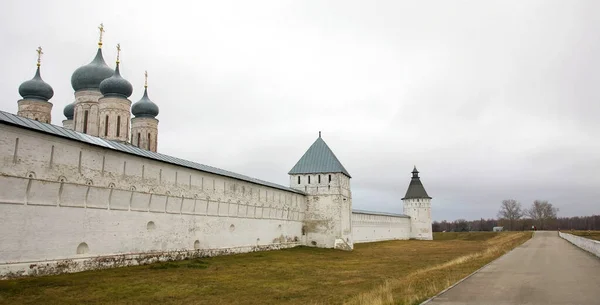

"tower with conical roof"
[289,132,353,250]
[71,24,114,136]
[402,166,433,240]
[130,71,159,152]
[17,47,54,123]
[98,44,133,142]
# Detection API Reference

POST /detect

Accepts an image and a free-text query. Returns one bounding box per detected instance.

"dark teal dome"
[63,102,74,120]
[71,48,114,91]
[99,63,133,98]
[18,67,54,101]
[131,88,159,118]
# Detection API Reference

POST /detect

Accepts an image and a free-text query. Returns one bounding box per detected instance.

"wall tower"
[98,44,133,142]
[17,47,54,123]
[289,132,353,250]
[131,71,159,152]
[402,167,433,240]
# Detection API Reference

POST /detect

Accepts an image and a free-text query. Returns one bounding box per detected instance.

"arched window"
[104,115,109,136]
[137,132,141,147]
[328,174,332,183]
[318,175,321,183]
[308,176,311,184]
[116,116,121,137]
[83,110,89,133]
[297,176,300,184]
[148,133,151,150]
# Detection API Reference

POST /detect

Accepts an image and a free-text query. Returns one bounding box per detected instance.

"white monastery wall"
[0,123,306,278]
[352,212,411,243]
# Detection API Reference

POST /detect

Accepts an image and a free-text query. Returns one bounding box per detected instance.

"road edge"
[419,231,535,305]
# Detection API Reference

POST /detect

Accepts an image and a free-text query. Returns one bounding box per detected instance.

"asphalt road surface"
[426,231,600,305]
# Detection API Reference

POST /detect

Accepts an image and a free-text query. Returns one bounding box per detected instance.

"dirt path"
[425,231,600,305]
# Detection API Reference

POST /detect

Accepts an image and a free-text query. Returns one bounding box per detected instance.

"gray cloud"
[1,0,598,221]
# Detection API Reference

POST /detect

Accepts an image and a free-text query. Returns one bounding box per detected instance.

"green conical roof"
[402,166,431,200]
[288,134,351,178]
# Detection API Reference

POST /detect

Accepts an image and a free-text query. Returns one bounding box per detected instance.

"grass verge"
[0,232,531,305]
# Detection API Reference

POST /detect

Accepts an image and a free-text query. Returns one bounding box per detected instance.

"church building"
[0,25,432,278]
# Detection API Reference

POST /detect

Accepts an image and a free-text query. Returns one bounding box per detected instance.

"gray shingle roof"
[288,135,351,178]
[0,110,304,195]
[402,166,431,200]
[352,209,410,218]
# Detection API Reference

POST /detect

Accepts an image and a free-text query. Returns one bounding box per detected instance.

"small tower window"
[297,176,300,184]
[137,133,141,147]
[83,110,89,134]
[148,133,151,150]
[308,176,311,184]
[104,115,109,136]
[318,175,321,183]
[328,175,332,183]
[116,116,121,137]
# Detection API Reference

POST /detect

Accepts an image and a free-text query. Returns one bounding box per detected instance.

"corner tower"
[17,47,54,123]
[71,24,113,136]
[131,71,159,152]
[402,167,433,240]
[289,132,353,250]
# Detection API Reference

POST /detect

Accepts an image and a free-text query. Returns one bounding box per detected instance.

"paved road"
[426,231,600,305]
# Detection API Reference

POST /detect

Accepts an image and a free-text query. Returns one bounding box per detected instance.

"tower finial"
[98,23,105,48]
[319,131,321,138]
[116,43,121,64]
[36,46,43,67]
[144,70,148,88]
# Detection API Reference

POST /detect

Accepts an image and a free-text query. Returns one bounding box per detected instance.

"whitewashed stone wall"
[559,232,600,258]
[352,211,411,243]
[0,123,306,278]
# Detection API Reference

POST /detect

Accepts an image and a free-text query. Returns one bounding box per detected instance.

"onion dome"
[63,102,75,120]
[99,63,133,98]
[18,67,54,101]
[71,48,114,91]
[131,87,159,118]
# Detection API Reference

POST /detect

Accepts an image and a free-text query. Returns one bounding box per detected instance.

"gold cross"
[116,43,121,63]
[144,70,148,88]
[98,23,105,47]
[36,46,43,67]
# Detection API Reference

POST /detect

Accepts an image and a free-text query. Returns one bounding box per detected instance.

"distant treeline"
[432,215,600,232]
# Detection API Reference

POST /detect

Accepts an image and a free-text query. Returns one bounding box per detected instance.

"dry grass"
[561,230,600,241]
[0,232,531,305]
[344,232,532,305]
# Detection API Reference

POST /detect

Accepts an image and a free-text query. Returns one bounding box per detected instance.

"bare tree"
[497,199,523,231]
[526,200,559,230]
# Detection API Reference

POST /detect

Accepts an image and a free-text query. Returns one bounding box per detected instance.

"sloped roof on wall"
[402,167,431,200]
[0,110,304,194]
[288,136,351,177]
[352,209,410,218]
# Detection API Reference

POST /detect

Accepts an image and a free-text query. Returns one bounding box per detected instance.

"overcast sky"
[1,1,599,221]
